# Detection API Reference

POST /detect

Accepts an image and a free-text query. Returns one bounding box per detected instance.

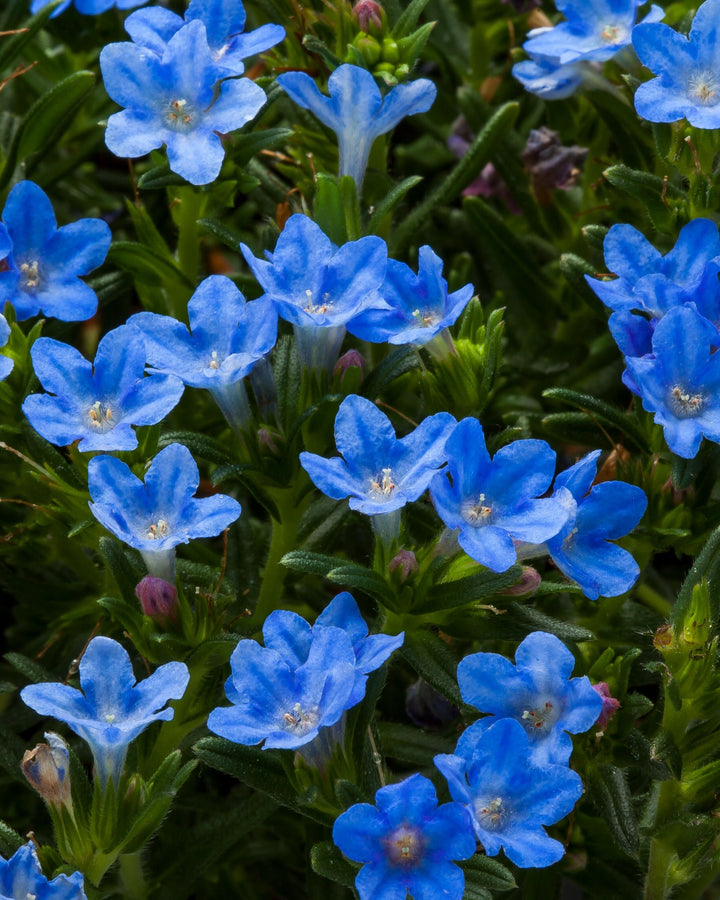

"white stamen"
[370,467,397,499]
[146,519,170,541]
[689,70,720,105]
[20,260,40,289]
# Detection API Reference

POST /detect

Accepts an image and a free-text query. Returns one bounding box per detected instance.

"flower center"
[475,796,507,830]
[20,260,40,290]
[670,385,703,417]
[304,289,333,315]
[411,307,440,328]
[520,698,559,736]
[384,824,424,867]
[208,350,221,370]
[600,23,624,43]
[369,467,397,499]
[105,714,115,724]
[166,98,196,130]
[88,400,114,432]
[462,493,492,525]
[688,71,720,106]
[282,702,319,737]
[146,518,170,540]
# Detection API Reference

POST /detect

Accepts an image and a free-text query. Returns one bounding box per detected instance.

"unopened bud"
[499,566,541,597]
[257,426,281,455]
[388,549,418,582]
[135,575,178,625]
[334,349,366,380]
[353,0,383,34]
[592,683,620,730]
[22,733,72,808]
[352,33,382,66]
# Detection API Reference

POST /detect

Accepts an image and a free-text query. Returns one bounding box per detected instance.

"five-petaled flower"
[31,0,144,17]
[0,181,110,322]
[21,636,189,787]
[23,325,184,452]
[332,772,476,900]
[0,843,86,899]
[434,718,583,868]
[100,20,267,185]
[457,631,603,766]
[88,442,242,581]
[277,63,436,190]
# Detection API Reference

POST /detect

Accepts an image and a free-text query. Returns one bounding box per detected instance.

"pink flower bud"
[135,575,178,625]
[257,426,281,455]
[353,0,383,33]
[593,682,621,730]
[389,549,418,581]
[499,566,541,597]
[334,349,366,380]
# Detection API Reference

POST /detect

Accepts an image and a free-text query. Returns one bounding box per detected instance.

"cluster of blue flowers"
[587,219,720,459]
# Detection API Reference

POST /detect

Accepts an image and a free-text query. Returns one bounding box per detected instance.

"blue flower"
[23,326,183,452]
[0,181,110,321]
[624,306,720,459]
[207,624,358,752]
[261,592,404,707]
[332,772,475,900]
[429,418,569,573]
[456,631,603,766]
[0,843,86,899]
[300,395,456,543]
[544,451,647,600]
[100,20,267,185]
[31,0,144,17]
[0,312,12,382]
[633,0,720,127]
[130,275,276,432]
[124,0,285,75]
[276,64,436,189]
[241,215,387,371]
[21,636,189,786]
[512,55,587,100]
[88,442,242,580]
[434,719,583,868]
[347,245,475,346]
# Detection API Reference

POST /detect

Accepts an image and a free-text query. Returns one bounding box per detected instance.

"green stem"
[118,852,149,900]
[644,837,677,900]
[174,187,206,286]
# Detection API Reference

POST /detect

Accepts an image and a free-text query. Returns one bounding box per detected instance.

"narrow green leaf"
[415,565,522,614]
[366,175,423,234]
[461,855,516,892]
[310,841,358,889]
[361,346,421,399]
[327,565,394,605]
[586,764,639,858]
[4,652,55,685]
[673,524,720,625]
[0,0,64,74]
[137,164,188,190]
[377,722,455,765]
[197,217,243,254]
[0,821,23,858]
[400,630,462,705]
[107,242,194,290]
[158,430,234,467]
[99,537,145,607]
[280,550,343,576]
[542,387,650,452]
[392,0,431,37]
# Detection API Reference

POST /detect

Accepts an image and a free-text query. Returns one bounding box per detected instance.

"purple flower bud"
[447,120,520,212]
[499,566,541,597]
[406,678,459,730]
[388,549,418,581]
[334,349,366,380]
[135,575,178,625]
[521,127,588,203]
[257,426,281,455]
[353,0,383,33]
[21,732,72,808]
[592,682,621,730]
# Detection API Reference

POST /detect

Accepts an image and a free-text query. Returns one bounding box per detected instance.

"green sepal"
[310,841,358,889]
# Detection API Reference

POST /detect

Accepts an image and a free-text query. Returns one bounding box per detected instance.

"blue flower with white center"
[434,718,583,868]
[207,624,357,756]
[456,631,603,766]
[130,275,276,433]
[300,394,456,543]
[624,306,720,459]
[0,312,12,382]
[332,772,476,900]
[347,245,474,347]
[276,63,436,190]
[21,636,189,787]
[31,0,144,17]
[241,215,388,371]
[523,0,662,67]
[261,592,404,707]
[0,843,86,899]
[633,0,720,128]
[124,0,285,75]
[544,451,647,600]
[23,326,184,452]
[0,181,110,322]
[99,20,267,185]
[429,418,569,573]
[88,442,242,581]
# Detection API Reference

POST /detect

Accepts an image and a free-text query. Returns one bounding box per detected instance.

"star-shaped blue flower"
[434,719,583,868]
[512,55,587,99]
[430,418,569,573]
[88,442,242,580]
[347,245,475,346]
[0,181,111,322]
[31,0,144,17]
[241,214,387,371]
[21,636,189,786]
[333,772,475,900]
[633,0,720,127]
[0,843,86,899]
[300,395,456,522]
[277,64,436,190]
[100,20,267,185]
[130,275,277,432]
[457,631,603,766]
[124,0,285,76]
[23,325,184,452]
[624,306,720,459]
[545,451,647,600]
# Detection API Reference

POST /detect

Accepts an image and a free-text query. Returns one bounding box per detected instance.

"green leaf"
[400,630,462,705]
[197,217,243,253]
[158,430,234,467]
[310,841,358,889]
[99,537,145,607]
[376,721,455,765]
[0,0,64,73]
[361,346,421,399]
[137,164,188,190]
[227,126,295,167]
[366,175,423,234]
[280,550,343,576]
[542,387,650,452]
[0,821,23,858]
[327,564,394,606]
[603,165,683,232]
[107,242,194,290]
[586,764,639,858]
[392,0,431,37]
[461,855,516,892]
[559,253,604,308]
[4,652,56,684]
[314,174,347,245]
[0,71,95,189]
[673,524,720,625]
[415,564,522,613]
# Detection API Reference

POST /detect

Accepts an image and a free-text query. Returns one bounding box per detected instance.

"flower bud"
[22,733,72,808]
[353,0,383,34]
[334,349,366,380]
[592,683,620,730]
[406,679,459,730]
[135,575,178,625]
[388,549,418,582]
[499,566,541,598]
[351,33,382,67]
